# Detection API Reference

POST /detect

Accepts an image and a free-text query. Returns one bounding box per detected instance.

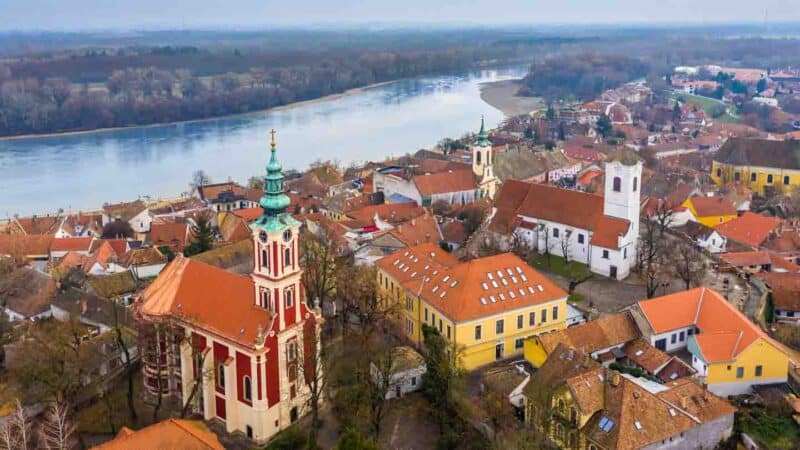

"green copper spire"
[477,115,490,147]
[252,129,298,232]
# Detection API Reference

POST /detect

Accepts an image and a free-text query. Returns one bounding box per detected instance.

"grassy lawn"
[738,407,800,450]
[532,254,592,281]
[672,92,740,123]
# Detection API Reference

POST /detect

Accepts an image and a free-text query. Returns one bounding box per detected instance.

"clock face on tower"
[259,230,268,244]
[283,229,292,242]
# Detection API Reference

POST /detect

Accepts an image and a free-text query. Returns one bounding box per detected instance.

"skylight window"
[635,350,644,356]
[490,296,497,303]
[496,270,504,278]
[403,267,409,272]
[501,278,509,286]
[404,251,409,256]
[528,286,536,294]
[511,276,518,284]
[443,275,450,282]
[668,408,677,417]
[519,289,526,296]
[424,265,430,270]
[506,268,514,276]
[481,282,489,290]
[439,291,446,298]
[491,280,499,288]
[520,274,528,282]
[499,293,506,300]
[432,285,439,293]
[516,266,523,273]
[450,280,458,288]
[480,298,487,305]
[537,285,544,292]
[634,420,642,431]
[487,272,493,280]
[393,260,399,266]
[509,291,516,299]
[411,272,417,278]
[598,417,614,432]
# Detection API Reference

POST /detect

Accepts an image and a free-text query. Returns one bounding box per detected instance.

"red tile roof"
[637,287,783,363]
[713,212,781,248]
[412,170,477,197]
[378,246,566,322]
[0,234,54,257]
[150,222,189,250]
[51,237,94,252]
[94,419,224,450]
[686,195,736,218]
[139,255,270,347]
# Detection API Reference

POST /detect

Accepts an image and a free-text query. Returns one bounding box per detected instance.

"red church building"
[136,131,322,443]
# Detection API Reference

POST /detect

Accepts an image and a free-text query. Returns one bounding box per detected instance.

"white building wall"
[649,326,695,353]
[373,173,423,205]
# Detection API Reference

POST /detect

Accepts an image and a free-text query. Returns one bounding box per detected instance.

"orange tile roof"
[51,237,94,252]
[11,215,62,235]
[139,255,270,347]
[93,419,224,449]
[686,195,736,218]
[232,207,263,222]
[591,215,631,249]
[757,272,800,311]
[537,312,640,355]
[719,250,773,267]
[637,287,782,363]
[378,245,566,322]
[92,241,118,266]
[150,222,189,249]
[412,170,477,197]
[714,212,781,247]
[622,338,671,374]
[0,234,54,257]
[388,213,442,246]
[347,202,425,227]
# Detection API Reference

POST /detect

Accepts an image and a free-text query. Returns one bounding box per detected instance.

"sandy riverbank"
[0,80,396,142]
[479,79,544,117]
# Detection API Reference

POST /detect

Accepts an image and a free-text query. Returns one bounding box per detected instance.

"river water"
[0,66,527,216]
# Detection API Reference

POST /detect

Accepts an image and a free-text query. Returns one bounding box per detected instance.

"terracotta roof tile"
[622,338,671,374]
[0,267,57,317]
[139,255,269,347]
[686,195,736,218]
[150,222,189,250]
[346,202,424,228]
[537,312,640,356]
[0,234,53,257]
[94,418,224,450]
[757,272,800,311]
[120,247,166,267]
[51,237,94,252]
[714,212,780,247]
[637,287,782,363]
[412,170,477,197]
[387,214,442,246]
[378,245,564,322]
[232,207,263,222]
[11,215,62,235]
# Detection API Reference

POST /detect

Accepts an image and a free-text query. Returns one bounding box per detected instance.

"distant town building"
[711,138,800,196]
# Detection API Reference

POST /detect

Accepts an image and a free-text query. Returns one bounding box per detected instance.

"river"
[0,66,527,216]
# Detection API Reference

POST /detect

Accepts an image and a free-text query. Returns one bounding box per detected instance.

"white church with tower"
[490,151,642,280]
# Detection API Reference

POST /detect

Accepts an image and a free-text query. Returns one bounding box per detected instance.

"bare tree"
[180,333,212,419]
[560,229,572,264]
[302,317,325,448]
[37,402,76,450]
[0,399,32,450]
[672,239,706,289]
[111,300,137,422]
[539,223,551,268]
[366,343,400,439]
[300,227,341,313]
[637,218,670,298]
[189,170,211,196]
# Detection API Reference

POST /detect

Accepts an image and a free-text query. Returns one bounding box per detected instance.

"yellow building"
[710,137,800,196]
[681,195,737,227]
[376,243,568,370]
[523,312,640,367]
[633,287,789,396]
[523,344,736,450]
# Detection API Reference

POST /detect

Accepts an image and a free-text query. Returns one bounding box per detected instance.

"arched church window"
[285,288,294,308]
[613,176,622,192]
[261,249,268,269]
[632,177,638,192]
[476,151,481,165]
[243,376,252,401]
[284,247,291,266]
[217,364,225,388]
[262,290,271,309]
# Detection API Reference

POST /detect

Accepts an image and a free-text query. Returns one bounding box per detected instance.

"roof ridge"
[693,288,705,324]
[731,330,744,358]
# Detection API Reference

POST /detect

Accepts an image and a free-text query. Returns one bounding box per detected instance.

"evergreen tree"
[596,113,612,138]
[184,213,214,256]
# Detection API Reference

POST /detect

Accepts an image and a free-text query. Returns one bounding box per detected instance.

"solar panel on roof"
[599,417,608,430]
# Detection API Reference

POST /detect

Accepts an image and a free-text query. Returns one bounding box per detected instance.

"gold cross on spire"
[270,128,277,148]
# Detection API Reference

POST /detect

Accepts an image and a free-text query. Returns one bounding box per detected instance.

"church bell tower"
[471,117,498,199]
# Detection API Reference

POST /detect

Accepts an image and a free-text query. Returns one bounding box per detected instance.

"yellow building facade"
[711,160,800,196]
[681,196,737,227]
[376,244,568,370]
[696,337,789,396]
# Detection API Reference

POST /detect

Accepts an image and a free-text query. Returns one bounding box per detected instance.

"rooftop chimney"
[680,396,688,409]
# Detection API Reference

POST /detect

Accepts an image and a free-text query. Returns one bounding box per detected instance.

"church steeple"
[253,129,297,232]
[477,115,490,147]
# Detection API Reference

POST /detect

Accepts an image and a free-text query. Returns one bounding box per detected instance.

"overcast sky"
[3,0,799,31]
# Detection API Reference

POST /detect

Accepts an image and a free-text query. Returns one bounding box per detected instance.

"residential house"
[0,267,57,321]
[93,419,224,450]
[197,182,262,212]
[711,138,800,195]
[631,287,789,396]
[490,152,642,280]
[719,251,800,274]
[713,212,781,249]
[580,101,632,124]
[493,147,582,184]
[681,195,737,227]
[621,338,696,382]
[758,272,800,323]
[376,244,568,370]
[120,247,167,278]
[440,221,469,251]
[102,200,151,240]
[763,230,800,264]
[136,139,322,444]
[4,214,63,236]
[0,234,53,268]
[524,312,640,367]
[675,221,727,253]
[524,344,735,450]
[370,346,427,399]
[150,220,191,253]
[50,236,94,261]
[61,213,104,237]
